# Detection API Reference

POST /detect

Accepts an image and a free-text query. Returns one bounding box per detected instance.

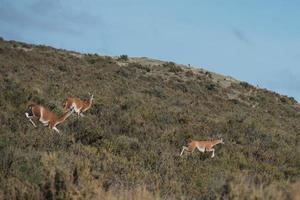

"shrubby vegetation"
[118,54,129,61]
[0,39,299,199]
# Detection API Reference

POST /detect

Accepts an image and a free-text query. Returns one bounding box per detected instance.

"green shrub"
[206,83,217,91]
[240,81,252,88]
[3,79,30,107]
[163,62,182,73]
[223,174,289,200]
[0,146,15,178]
[128,63,151,72]
[169,80,188,93]
[57,64,69,72]
[68,118,104,146]
[111,135,140,155]
[118,54,128,61]
[143,86,166,98]
[205,71,212,78]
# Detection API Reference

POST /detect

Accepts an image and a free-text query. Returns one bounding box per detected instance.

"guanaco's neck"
[56,110,72,125]
[84,97,93,109]
[212,140,222,146]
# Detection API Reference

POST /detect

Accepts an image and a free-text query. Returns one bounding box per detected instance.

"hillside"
[0,38,299,200]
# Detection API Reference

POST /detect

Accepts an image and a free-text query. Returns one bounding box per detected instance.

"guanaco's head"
[25,104,36,117]
[88,92,94,101]
[186,138,193,144]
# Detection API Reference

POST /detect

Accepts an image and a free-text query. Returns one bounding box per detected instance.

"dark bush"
[0,146,15,178]
[170,81,188,93]
[118,54,128,61]
[143,86,166,98]
[240,81,252,88]
[116,67,130,78]
[164,62,183,73]
[128,63,151,72]
[111,135,140,155]
[69,118,104,146]
[205,71,212,78]
[57,64,69,72]
[206,83,217,91]
[3,79,29,107]
[288,96,297,103]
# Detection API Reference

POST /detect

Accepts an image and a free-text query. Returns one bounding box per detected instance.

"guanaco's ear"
[88,92,94,99]
[221,138,224,144]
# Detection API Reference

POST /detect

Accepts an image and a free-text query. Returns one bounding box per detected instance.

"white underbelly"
[39,118,49,126]
[197,146,205,152]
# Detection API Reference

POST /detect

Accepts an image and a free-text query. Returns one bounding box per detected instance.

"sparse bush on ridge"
[128,62,151,72]
[163,61,183,73]
[240,81,252,88]
[0,38,299,200]
[205,71,212,78]
[118,54,128,61]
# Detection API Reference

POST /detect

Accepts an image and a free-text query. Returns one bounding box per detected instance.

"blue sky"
[1,0,299,101]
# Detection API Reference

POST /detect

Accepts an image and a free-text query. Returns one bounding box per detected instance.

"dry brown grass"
[0,38,299,200]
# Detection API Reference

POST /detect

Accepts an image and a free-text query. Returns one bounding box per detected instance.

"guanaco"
[180,138,224,158]
[62,93,94,117]
[25,104,74,133]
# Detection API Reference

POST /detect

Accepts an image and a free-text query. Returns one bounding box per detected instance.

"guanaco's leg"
[206,148,215,158]
[29,119,37,127]
[191,147,196,153]
[180,146,189,156]
[52,126,60,134]
[25,113,37,127]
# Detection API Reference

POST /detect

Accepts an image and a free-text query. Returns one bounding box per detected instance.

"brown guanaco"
[25,104,74,133]
[62,93,94,117]
[180,138,224,158]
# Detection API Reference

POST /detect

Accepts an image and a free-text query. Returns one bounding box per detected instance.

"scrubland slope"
[0,38,299,200]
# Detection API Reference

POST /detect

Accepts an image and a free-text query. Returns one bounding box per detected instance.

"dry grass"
[0,38,299,199]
